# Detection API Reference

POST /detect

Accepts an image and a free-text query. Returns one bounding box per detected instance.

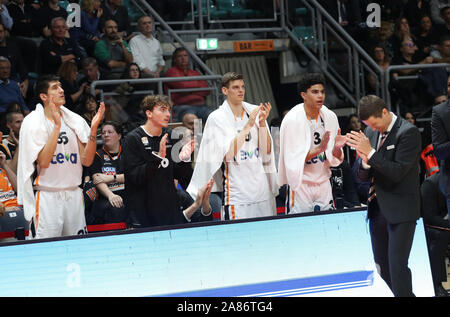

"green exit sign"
[196,38,218,50]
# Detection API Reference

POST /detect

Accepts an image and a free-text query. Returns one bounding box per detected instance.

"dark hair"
[140,94,172,113]
[101,120,123,136]
[358,95,387,120]
[297,73,326,93]
[82,92,96,105]
[121,62,141,79]
[81,56,98,68]
[439,35,450,45]
[171,47,188,67]
[440,5,450,16]
[35,74,60,102]
[221,72,244,88]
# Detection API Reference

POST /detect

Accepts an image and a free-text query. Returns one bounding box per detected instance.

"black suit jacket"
[357,117,422,224]
[431,101,450,196]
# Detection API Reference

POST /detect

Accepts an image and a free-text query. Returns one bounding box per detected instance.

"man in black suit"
[347,95,422,297]
[431,96,450,219]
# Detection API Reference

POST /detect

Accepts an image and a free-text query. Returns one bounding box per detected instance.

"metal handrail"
[282,0,385,108]
[385,63,450,113]
[135,0,216,76]
[90,75,223,108]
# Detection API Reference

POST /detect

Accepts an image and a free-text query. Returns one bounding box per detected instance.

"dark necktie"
[367,132,388,203]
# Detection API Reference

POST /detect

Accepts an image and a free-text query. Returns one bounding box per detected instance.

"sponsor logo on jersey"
[306,152,327,165]
[51,153,78,165]
[239,147,259,161]
[102,166,116,175]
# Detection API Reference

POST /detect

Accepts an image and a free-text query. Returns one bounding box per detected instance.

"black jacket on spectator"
[38,37,82,75]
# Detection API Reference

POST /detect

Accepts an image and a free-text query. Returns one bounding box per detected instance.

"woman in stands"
[114,62,147,126]
[88,121,127,225]
[80,93,98,126]
[57,60,88,113]
[69,0,102,57]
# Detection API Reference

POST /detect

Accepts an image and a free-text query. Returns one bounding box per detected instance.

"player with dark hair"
[278,72,347,214]
[17,74,105,239]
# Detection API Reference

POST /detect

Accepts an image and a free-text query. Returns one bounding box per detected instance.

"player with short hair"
[121,94,213,228]
[17,74,105,239]
[187,72,278,220]
[278,73,347,214]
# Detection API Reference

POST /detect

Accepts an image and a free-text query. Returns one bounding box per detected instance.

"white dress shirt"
[362,112,397,169]
[129,33,165,72]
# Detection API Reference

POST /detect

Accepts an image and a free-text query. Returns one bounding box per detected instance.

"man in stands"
[38,17,82,75]
[0,57,29,115]
[165,47,211,124]
[129,15,165,79]
[1,110,23,174]
[99,0,133,41]
[94,18,133,77]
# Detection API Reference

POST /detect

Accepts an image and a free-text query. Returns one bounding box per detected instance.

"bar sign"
[234,40,274,52]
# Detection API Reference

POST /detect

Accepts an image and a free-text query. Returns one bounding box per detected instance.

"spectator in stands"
[121,94,214,228]
[0,57,29,115]
[94,18,133,78]
[430,34,450,65]
[7,0,38,37]
[367,45,391,93]
[114,62,147,124]
[430,0,450,25]
[390,37,434,112]
[403,0,431,28]
[365,20,395,59]
[419,35,450,102]
[129,15,165,79]
[414,14,439,56]
[392,17,418,59]
[38,17,82,75]
[78,57,110,97]
[57,60,88,113]
[80,93,98,126]
[99,0,133,41]
[0,22,30,100]
[69,0,103,58]
[182,113,197,133]
[345,113,363,164]
[0,0,13,31]
[1,110,23,173]
[165,47,211,124]
[37,0,68,37]
[420,172,450,296]
[88,121,127,225]
[0,150,21,212]
[320,0,362,39]
[404,111,416,125]
[434,5,450,38]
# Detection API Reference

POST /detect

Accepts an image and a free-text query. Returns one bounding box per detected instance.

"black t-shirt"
[90,146,125,198]
[121,126,191,228]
